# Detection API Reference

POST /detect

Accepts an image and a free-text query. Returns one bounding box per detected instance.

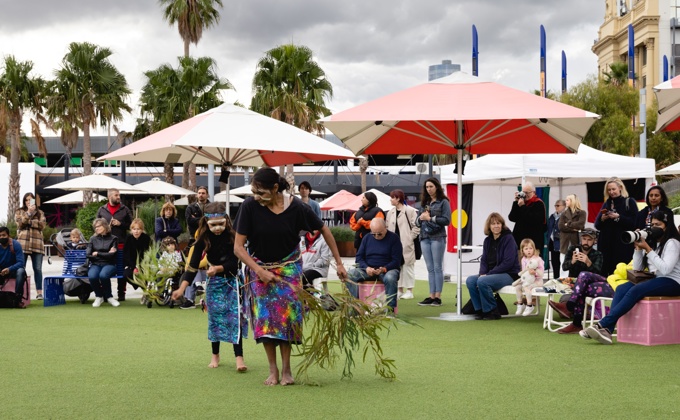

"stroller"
[50,228,88,257]
[50,228,92,304]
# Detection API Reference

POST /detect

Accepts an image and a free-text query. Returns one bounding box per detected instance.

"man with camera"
[508,182,547,253]
[548,228,606,334]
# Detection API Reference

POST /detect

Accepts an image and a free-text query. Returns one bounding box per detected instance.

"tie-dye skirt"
[206,274,248,344]
[246,249,303,344]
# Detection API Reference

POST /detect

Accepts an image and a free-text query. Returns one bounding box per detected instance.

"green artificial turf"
[2,282,680,419]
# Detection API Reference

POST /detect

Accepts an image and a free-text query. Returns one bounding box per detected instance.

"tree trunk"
[182,162,191,189]
[82,121,93,205]
[7,113,22,221]
[359,157,368,193]
[164,162,174,185]
[285,164,295,193]
[184,39,190,58]
[189,163,197,191]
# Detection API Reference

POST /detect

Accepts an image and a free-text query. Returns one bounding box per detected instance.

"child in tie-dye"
[173,202,247,372]
[234,168,348,386]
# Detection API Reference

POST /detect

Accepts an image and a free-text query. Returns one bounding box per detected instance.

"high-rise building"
[428,60,461,81]
[592,0,680,110]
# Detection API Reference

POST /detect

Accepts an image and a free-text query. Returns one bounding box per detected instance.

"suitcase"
[0,276,31,308]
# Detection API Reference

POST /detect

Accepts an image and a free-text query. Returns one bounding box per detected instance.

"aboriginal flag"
[446,184,473,252]
[586,180,646,223]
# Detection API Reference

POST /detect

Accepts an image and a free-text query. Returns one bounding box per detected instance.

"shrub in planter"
[329,225,354,243]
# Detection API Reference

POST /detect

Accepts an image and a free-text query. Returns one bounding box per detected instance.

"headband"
[204,213,226,218]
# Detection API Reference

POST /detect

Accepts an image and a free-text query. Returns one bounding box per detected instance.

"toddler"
[514,238,544,316]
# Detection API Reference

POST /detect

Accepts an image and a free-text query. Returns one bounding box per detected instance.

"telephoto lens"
[621,230,647,244]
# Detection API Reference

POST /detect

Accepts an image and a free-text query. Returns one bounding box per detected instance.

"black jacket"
[86,233,119,266]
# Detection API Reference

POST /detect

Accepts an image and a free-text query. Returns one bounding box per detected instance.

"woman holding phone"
[15,193,46,300]
[594,178,639,276]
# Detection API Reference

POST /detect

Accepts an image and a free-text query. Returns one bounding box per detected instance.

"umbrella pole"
[456,136,464,316]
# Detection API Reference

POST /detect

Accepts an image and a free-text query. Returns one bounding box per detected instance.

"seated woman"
[466,212,520,320]
[87,218,120,308]
[155,202,182,243]
[300,230,331,291]
[581,211,680,344]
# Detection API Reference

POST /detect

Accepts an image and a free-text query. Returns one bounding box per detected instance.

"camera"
[621,227,663,244]
[516,191,526,200]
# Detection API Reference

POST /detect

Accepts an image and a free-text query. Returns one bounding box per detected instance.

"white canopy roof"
[441,144,656,186]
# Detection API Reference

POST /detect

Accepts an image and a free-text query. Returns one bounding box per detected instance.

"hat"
[580,228,599,239]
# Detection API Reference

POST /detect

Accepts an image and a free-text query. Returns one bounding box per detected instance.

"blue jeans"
[421,237,446,294]
[25,253,43,291]
[89,264,117,299]
[598,277,680,332]
[184,270,205,302]
[13,267,27,296]
[466,273,514,313]
[346,267,400,309]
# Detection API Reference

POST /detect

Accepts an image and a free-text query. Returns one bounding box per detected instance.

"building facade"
[428,60,461,81]
[593,0,680,110]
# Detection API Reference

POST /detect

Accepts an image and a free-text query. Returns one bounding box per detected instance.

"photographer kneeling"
[581,211,680,344]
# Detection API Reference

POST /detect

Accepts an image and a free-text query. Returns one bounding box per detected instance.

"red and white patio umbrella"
[322,71,599,318]
[653,75,680,132]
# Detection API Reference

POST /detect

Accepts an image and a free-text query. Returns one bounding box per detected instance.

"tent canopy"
[441,144,656,186]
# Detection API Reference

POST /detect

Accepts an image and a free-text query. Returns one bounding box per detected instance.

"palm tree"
[159,0,223,58]
[251,44,333,188]
[50,42,131,204]
[603,62,631,87]
[160,0,223,189]
[0,56,47,218]
[137,56,232,188]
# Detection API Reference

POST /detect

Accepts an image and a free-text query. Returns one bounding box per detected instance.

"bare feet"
[235,356,247,372]
[264,370,279,386]
[208,354,219,368]
[280,372,295,386]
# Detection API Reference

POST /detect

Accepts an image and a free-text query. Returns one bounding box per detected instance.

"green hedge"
[329,225,354,242]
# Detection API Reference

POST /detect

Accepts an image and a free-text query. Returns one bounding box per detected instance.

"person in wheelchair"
[157,237,185,285]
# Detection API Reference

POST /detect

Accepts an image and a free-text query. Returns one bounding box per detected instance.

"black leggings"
[302,269,324,289]
[211,332,243,357]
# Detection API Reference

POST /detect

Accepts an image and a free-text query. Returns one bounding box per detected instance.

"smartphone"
[600,208,608,214]
[29,198,36,206]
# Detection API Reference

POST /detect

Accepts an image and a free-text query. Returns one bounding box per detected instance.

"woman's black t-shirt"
[234,196,324,263]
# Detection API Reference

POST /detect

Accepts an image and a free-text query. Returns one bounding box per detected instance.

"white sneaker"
[523,305,535,316]
[401,291,414,300]
[515,304,526,315]
[92,297,104,308]
[107,298,120,307]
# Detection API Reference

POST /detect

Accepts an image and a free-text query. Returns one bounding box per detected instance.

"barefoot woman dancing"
[234,168,347,386]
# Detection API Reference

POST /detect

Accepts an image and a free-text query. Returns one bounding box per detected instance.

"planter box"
[336,241,356,258]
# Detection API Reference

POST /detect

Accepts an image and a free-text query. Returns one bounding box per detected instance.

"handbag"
[76,263,90,277]
[405,211,422,260]
[626,269,655,284]
[461,294,509,315]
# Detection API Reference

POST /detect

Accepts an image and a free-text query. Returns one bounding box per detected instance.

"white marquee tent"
[439,144,656,280]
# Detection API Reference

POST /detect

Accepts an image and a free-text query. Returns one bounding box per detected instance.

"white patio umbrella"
[98,103,356,207]
[47,173,142,193]
[173,194,244,206]
[230,183,328,197]
[122,177,195,196]
[656,161,680,176]
[44,191,107,204]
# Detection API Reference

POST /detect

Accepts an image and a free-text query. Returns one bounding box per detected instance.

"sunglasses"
[370,232,385,237]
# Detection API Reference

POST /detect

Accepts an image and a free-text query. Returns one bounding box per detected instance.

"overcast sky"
[0,0,603,135]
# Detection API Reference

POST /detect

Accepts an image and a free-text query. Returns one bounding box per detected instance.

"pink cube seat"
[617,297,680,346]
